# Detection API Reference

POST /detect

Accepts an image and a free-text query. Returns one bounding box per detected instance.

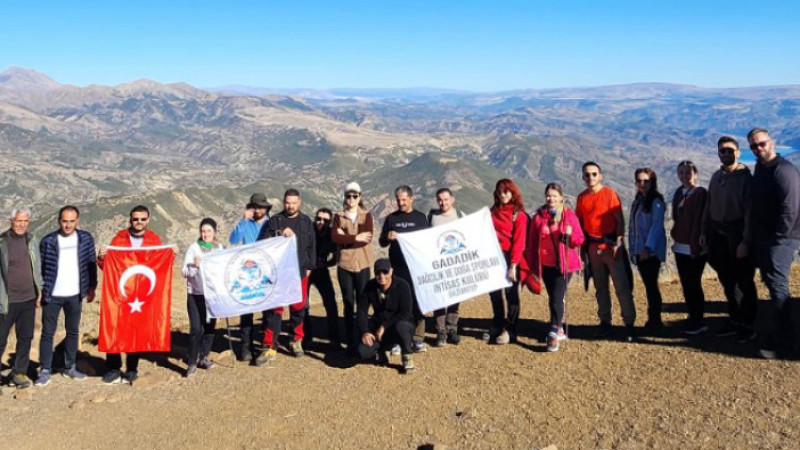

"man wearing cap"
[358,258,416,373]
[229,193,272,362]
[379,185,429,352]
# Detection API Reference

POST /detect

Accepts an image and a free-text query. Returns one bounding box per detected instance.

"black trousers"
[393,265,425,343]
[187,294,216,365]
[358,320,415,359]
[239,311,267,352]
[106,353,140,372]
[542,265,571,330]
[337,266,370,347]
[39,294,82,371]
[636,257,664,324]
[707,233,758,328]
[307,267,339,342]
[0,299,35,375]
[675,253,707,325]
[490,252,520,333]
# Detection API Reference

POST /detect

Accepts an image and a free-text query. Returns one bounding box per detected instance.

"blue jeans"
[39,295,82,371]
[755,238,800,353]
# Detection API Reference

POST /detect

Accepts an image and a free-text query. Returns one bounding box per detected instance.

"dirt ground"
[2,266,800,450]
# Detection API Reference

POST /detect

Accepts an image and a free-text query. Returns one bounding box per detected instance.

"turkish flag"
[99,246,174,353]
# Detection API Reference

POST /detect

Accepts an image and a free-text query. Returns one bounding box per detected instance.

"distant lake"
[739,147,798,163]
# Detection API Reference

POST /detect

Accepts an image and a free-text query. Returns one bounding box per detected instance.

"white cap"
[344,182,361,194]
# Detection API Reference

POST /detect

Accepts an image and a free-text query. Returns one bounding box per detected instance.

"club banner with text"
[396,207,511,314]
[99,246,175,353]
[201,236,302,319]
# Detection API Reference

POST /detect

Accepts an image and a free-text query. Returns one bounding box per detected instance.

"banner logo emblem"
[437,230,467,255]
[225,249,276,305]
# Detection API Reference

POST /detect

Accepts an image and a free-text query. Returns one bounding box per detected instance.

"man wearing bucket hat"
[229,193,272,362]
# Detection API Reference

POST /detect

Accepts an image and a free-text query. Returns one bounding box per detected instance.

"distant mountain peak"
[0,66,61,91]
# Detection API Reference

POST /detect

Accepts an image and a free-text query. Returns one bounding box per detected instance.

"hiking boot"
[714,322,738,338]
[413,341,427,353]
[508,332,518,344]
[185,365,197,378]
[736,328,757,344]
[123,371,139,384]
[435,333,448,347]
[683,323,709,336]
[240,329,253,362]
[447,330,461,345]
[390,344,402,356]
[546,332,560,352]
[290,340,305,357]
[402,354,416,373]
[34,370,51,387]
[495,330,510,345]
[102,369,123,385]
[12,373,32,389]
[594,321,613,338]
[63,366,87,381]
[376,350,390,366]
[198,357,215,370]
[255,348,277,367]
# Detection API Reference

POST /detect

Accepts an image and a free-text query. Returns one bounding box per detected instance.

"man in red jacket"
[97,205,163,384]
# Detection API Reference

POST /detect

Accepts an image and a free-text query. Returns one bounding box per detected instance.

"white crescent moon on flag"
[118,265,157,298]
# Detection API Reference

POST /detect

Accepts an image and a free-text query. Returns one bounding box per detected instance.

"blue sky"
[1,1,798,90]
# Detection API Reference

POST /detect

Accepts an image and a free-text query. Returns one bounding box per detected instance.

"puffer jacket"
[40,229,98,304]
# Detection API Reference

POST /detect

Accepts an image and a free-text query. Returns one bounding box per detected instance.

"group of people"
[1,127,798,390]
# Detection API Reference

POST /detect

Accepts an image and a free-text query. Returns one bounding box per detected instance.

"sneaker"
[123,371,139,384]
[447,330,461,345]
[759,348,777,360]
[625,325,637,342]
[12,373,32,389]
[402,354,416,373]
[34,370,51,387]
[714,322,739,338]
[197,358,216,370]
[390,344,402,356]
[546,332,560,352]
[495,330,510,345]
[413,341,427,353]
[185,365,197,378]
[435,333,447,347]
[482,327,501,341]
[103,369,123,385]
[63,366,87,381]
[736,328,757,344]
[683,324,709,336]
[290,340,305,357]
[254,348,277,367]
[594,322,613,338]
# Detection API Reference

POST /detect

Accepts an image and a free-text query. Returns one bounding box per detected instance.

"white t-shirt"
[52,233,81,297]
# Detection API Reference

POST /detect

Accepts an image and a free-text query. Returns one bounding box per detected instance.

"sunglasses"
[315,217,330,223]
[635,179,650,185]
[583,172,599,179]
[750,139,771,149]
[131,218,149,222]
[718,147,736,155]
[345,194,360,199]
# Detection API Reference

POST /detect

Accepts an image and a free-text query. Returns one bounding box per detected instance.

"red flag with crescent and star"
[99,246,175,353]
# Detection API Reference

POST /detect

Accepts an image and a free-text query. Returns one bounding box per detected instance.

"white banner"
[200,236,302,319]
[396,207,511,314]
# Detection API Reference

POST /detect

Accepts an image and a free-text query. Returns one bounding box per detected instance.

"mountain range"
[1,66,798,247]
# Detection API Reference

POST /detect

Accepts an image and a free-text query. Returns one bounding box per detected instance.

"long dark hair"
[492,178,525,214]
[634,167,664,213]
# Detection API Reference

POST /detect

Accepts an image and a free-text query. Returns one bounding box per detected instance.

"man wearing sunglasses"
[98,205,162,384]
[306,208,339,348]
[357,258,416,373]
[575,161,636,341]
[746,128,800,359]
[700,136,757,343]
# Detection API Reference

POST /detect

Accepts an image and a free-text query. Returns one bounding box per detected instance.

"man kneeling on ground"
[358,258,416,373]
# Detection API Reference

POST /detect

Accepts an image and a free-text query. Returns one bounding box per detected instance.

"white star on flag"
[128,298,145,313]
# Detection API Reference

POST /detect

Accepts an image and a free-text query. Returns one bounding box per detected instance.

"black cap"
[247,193,272,210]
[374,258,392,273]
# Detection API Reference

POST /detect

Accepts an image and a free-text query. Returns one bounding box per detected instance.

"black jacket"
[258,211,316,276]
[750,155,800,243]
[315,227,336,269]
[358,277,414,335]
[379,210,428,272]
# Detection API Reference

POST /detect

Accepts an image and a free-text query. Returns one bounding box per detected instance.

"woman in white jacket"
[182,218,224,377]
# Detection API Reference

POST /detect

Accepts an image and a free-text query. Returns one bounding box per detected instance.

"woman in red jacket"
[526,183,585,352]
[487,179,529,345]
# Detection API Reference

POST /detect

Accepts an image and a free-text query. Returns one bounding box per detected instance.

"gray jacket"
[0,230,43,314]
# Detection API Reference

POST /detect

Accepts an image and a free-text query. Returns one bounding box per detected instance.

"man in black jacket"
[358,258,416,373]
[379,185,429,352]
[256,189,315,364]
[36,205,97,386]
[747,128,800,359]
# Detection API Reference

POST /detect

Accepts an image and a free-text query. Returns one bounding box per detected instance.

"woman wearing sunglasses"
[671,161,709,335]
[629,168,667,335]
[331,182,374,353]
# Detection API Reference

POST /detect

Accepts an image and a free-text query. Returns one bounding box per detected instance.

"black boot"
[240,327,253,362]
